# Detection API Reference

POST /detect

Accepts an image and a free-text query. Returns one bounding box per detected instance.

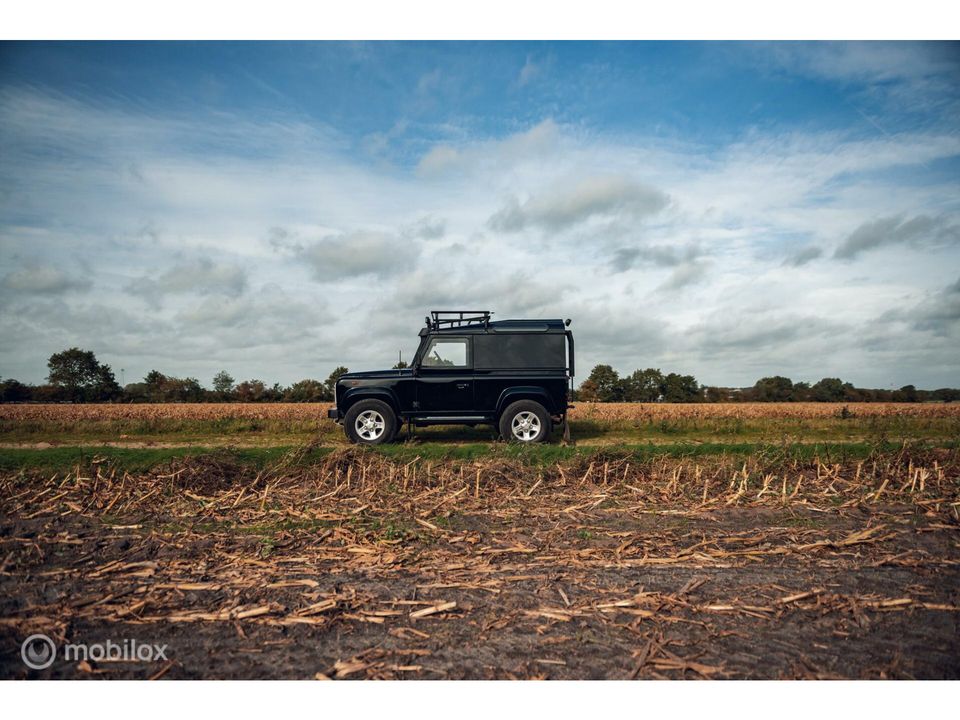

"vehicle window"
[474,333,565,369]
[421,338,469,368]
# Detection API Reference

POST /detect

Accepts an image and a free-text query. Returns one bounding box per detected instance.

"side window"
[474,334,566,369]
[421,338,469,368]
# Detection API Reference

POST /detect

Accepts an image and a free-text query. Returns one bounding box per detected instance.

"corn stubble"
[1,440,959,679]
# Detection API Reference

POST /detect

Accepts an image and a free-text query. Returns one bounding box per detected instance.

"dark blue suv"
[328,311,574,444]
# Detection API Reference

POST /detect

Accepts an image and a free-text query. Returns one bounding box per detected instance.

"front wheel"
[344,399,398,445]
[499,400,551,443]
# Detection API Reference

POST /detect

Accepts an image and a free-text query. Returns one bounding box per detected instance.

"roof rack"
[426,310,493,331]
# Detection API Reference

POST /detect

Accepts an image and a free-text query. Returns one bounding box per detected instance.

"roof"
[420,311,569,336]
[429,319,568,335]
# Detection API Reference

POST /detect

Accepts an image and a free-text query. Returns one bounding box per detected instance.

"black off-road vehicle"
[328,311,574,444]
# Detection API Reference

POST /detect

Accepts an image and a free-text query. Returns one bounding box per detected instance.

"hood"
[339,368,414,381]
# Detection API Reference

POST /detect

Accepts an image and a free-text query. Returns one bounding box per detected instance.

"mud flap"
[561,414,573,446]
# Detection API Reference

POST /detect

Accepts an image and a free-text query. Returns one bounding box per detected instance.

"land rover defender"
[327,311,574,444]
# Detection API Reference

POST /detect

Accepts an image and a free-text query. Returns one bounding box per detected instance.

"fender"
[341,386,402,415]
[496,386,555,415]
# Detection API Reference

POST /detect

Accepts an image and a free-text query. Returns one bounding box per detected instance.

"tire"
[499,400,551,443]
[344,399,398,445]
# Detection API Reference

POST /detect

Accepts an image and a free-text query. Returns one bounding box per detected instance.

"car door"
[415,336,475,414]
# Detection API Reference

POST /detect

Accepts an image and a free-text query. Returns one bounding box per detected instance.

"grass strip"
[3,439,957,473]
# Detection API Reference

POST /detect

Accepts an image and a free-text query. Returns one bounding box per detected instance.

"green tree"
[393,360,409,369]
[894,384,918,402]
[235,379,267,402]
[122,382,150,403]
[285,379,329,402]
[792,381,811,401]
[581,364,623,402]
[47,348,119,401]
[172,377,204,402]
[92,364,122,401]
[212,370,235,398]
[141,371,204,402]
[48,348,101,399]
[661,373,700,402]
[704,386,727,403]
[143,370,167,402]
[752,376,795,402]
[265,383,285,401]
[811,377,845,402]
[1,378,32,402]
[624,368,664,402]
[576,378,600,401]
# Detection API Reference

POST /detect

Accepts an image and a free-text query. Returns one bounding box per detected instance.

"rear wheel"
[499,400,551,443]
[344,399,398,445]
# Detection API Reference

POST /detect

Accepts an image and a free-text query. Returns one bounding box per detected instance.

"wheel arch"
[341,387,401,418]
[496,387,554,417]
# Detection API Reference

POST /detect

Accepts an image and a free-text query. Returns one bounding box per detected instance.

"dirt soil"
[1,448,958,679]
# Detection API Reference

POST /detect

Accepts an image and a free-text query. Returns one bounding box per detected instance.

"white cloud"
[518,55,541,87]
[126,257,248,307]
[783,245,823,267]
[488,175,670,233]
[880,276,960,338]
[401,216,446,240]
[767,42,958,85]
[1,265,91,294]
[416,145,461,176]
[834,215,959,260]
[300,231,420,281]
[416,119,561,177]
[416,69,442,96]
[2,85,959,388]
[658,259,711,292]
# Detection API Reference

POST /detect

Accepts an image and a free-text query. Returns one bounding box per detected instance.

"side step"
[413,416,489,425]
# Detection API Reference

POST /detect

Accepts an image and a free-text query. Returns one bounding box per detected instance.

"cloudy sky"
[1,41,958,389]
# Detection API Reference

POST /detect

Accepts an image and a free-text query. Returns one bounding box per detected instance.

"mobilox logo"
[21,634,56,670]
[21,634,169,669]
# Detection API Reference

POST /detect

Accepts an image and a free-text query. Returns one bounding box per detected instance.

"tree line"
[0,348,350,403]
[1,348,958,403]
[573,365,960,403]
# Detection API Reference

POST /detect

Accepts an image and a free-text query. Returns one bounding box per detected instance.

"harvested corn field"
[4,401,960,424]
[573,401,960,420]
[2,402,959,447]
[1,444,958,679]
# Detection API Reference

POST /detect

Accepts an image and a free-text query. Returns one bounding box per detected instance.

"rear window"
[474,333,565,370]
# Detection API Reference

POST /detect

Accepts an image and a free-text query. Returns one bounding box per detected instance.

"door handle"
[456,383,469,390]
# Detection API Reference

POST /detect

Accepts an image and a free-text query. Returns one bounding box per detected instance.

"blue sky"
[1,41,959,388]
[4,42,956,156]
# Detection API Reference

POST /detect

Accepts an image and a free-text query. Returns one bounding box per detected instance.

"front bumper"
[327,408,340,420]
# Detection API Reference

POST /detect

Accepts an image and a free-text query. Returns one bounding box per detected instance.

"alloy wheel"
[355,409,386,441]
[511,411,541,441]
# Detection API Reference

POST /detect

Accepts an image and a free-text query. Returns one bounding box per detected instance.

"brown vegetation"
[2,401,959,425]
[1,445,958,679]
